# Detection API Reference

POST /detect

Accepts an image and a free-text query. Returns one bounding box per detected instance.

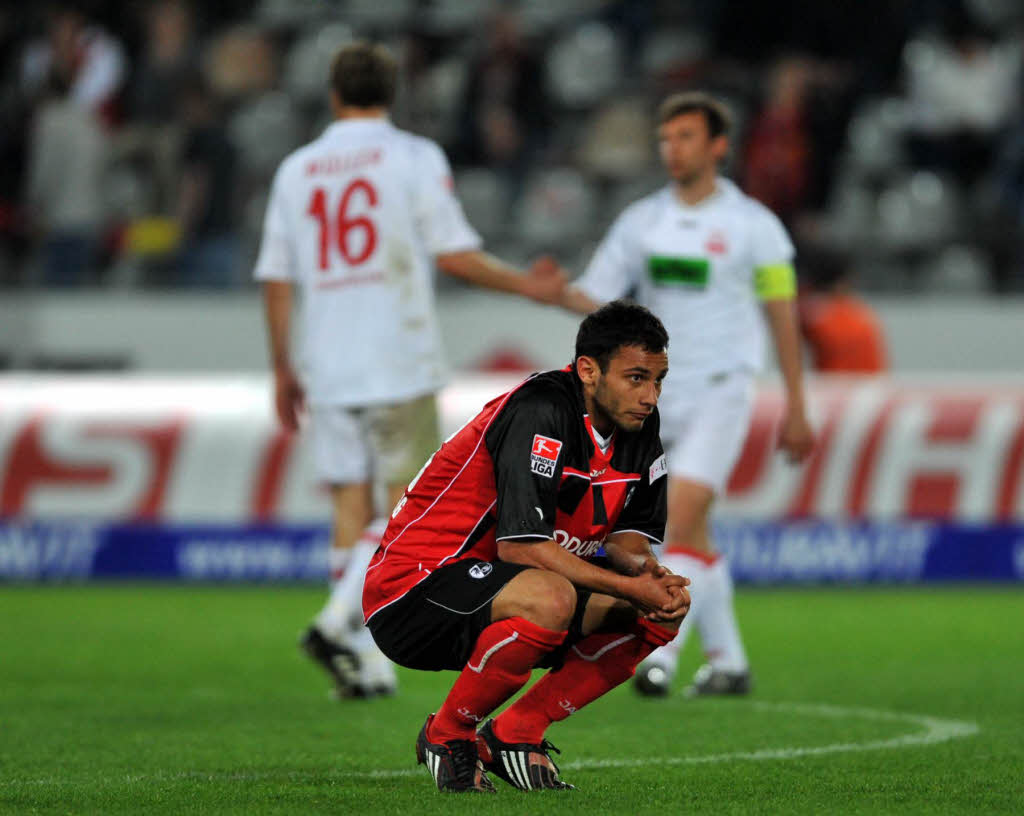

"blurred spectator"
[0,0,1018,297]
[174,77,240,288]
[742,57,814,226]
[987,114,1024,292]
[798,248,888,373]
[743,54,856,226]
[25,71,109,286]
[204,23,277,99]
[454,8,550,202]
[20,4,126,126]
[0,9,32,283]
[903,3,1022,189]
[130,0,199,125]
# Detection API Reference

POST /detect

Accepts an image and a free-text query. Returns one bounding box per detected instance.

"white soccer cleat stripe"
[517,751,533,790]
[501,750,527,790]
[501,752,519,788]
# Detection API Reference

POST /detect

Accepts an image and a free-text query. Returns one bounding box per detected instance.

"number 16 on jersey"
[306,178,379,270]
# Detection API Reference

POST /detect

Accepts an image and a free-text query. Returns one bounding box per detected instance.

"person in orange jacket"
[799,248,888,373]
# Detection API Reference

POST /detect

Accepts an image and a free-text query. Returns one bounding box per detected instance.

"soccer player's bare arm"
[559,283,602,315]
[496,536,684,617]
[604,532,691,622]
[436,250,566,303]
[261,280,304,431]
[761,297,814,463]
[603,531,663,576]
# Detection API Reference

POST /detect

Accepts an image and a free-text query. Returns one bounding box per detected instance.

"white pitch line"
[557,701,980,773]
[4,702,979,787]
[361,701,980,779]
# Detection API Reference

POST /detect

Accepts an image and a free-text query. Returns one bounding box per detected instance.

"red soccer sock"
[428,617,567,744]
[494,617,676,744]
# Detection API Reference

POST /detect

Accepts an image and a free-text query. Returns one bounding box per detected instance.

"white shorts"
[307,393,440,486]
[658,370,757,494]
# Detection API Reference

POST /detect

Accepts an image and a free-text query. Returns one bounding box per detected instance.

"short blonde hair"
[657,91,732,138]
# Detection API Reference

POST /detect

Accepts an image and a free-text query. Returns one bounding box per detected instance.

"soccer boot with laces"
[415,714,496,793]
[683,663,753,697]
[475,719,575,791]
[298,625,364,699]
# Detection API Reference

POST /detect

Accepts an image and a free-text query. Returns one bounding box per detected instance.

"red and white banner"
[1,375,1022,523]
[727,379,1024,522]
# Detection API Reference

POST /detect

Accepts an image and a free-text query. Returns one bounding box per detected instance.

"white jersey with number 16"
[254,118,481,408]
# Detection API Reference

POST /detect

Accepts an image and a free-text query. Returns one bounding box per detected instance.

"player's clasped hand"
[629,571,691,623]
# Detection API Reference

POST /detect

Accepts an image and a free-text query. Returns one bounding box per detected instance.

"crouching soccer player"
[362,301,690,792]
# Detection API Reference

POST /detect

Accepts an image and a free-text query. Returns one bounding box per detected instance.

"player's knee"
[504,570,576,631]
[541,574,577,630]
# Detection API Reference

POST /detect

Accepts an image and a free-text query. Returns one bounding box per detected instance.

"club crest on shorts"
[468,562,493,579]
[530,434,563,478]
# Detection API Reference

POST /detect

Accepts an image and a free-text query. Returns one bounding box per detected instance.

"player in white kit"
[255,43,565,699]
[560,91,814,696]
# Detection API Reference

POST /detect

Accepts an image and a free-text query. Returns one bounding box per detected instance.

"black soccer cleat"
[415,714,496,793]
[684,663,753,697]
[475,719,574,791]
[298,625,365,699]
[633,663,672,697]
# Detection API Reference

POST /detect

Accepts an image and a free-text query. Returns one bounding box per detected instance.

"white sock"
[695,556,749,673]
[327,547,351,592]
[315,518,386,642]
[641,551,710,677]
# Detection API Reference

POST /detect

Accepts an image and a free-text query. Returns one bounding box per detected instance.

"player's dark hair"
[658,91,732,139]
[574,300,669,373]
[330,42,397,109]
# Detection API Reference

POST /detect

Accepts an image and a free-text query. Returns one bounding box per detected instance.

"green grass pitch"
[1,584,1022,814]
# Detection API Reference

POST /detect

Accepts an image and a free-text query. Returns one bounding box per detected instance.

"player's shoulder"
[387,125,448,166]
[613,186,671,229]
[722,178,787,226]
[503,370,581,421]
[270,137,325,185]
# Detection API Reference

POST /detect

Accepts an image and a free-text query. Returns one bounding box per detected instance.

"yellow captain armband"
[754,263,796,300]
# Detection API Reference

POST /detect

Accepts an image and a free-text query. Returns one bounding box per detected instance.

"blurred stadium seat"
[876,171,962,253]
[2,1,1024,295]
[424,0,494,34]
[342,0,415,30]
[228,92,304,176]
[576,98,653,180]
[516,167,595,249]
[546,21,623,109]
[927,244,991,294]
[846,97,909,178]
[455,168,507,238]
[284,24,356,104]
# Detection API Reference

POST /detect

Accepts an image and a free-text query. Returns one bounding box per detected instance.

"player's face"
[658,112,727,186]
[589,345,669,435]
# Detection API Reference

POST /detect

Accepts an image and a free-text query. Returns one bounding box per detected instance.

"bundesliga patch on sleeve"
[530,434,563,478]
[649,454,667,483]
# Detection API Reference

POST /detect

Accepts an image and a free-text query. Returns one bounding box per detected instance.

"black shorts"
[367,558,592,672]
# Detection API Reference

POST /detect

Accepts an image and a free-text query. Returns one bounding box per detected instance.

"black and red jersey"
[363,368,667,622]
